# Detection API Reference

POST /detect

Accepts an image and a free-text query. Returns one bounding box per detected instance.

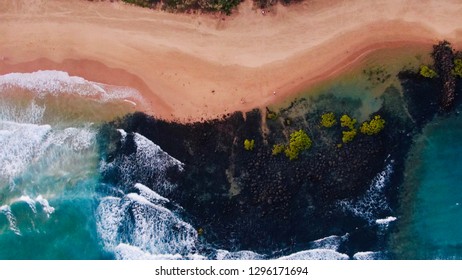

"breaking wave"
[96,189,198,259]
[0,195,54,235]
[0,70,393,260]
[0,70,143,103]
[338,162,394,224]
[100,130,184,196]
[278,249,349,260]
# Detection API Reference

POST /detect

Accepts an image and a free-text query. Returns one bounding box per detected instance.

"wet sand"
[1,0,461,122]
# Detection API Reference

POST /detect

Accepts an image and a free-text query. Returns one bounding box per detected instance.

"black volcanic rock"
[97,42,461,257]
[432,41,456,111]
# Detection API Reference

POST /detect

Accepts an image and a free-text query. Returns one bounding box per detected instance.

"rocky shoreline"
[98,42,460,258]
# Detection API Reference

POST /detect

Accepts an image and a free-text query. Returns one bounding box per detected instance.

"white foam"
[310,234,349,251]
[216,250,265,260]
[278,249,349,260]
[114,243,183,260]
[353,251,383,260]
[339,164,393,223]
[117,129,127,141]
[0,101,45,124]
[96,197,125,250]
[96,189,198,260]
[134,183,170,204]
[115,244,207,260]
[99,84,143,103]
[35,195,55,216]
[10,194,55,221]
[0,121,52,180]
[133,132,183,169]
[187,253,208,260]
[0,205,20,235]
[18,195,37,214]
[125,192,157,208]
[100,132,184,195]
[376,216,397,225]
[0,120,97,182]
[0,70,92,96]
[123,99,137,106]
[0,70,144,104]
[46,127,96,151]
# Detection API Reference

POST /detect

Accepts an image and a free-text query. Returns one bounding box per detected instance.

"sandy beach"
[1,0,461,122]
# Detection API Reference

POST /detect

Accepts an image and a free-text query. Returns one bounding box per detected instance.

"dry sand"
[1,0,462,122]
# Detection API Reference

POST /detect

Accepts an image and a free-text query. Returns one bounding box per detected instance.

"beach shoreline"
[1,0,462,122]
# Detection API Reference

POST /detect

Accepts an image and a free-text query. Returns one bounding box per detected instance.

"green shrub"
[267,112,278,120]
[284,130,312,160]
[244,139,255,151]
[360,115,385,135]
[320,112,337,128]
[453,59,462,78]
[272,144,285,156]
[419,65,438,78]
[342,129,357,143]
[340,114,356,130]
[122,0,160,8]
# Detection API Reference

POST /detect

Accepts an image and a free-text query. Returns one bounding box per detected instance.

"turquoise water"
[1,70,461,259]
[0,71,202,260]
[0,118,109,259]
[0,71,125,259]
[392,113,462,259]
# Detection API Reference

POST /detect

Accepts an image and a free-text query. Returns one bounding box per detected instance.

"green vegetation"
[419,65,438,78]
[121,0,241,14]
[284,130,312,160]
[121,0,159,8]
[340,114,356,130]
[363,65,391,85]
[272,144,285,156]
[244,139,255,151]
[269,112,385,157]
[320,112,337,128]
[453,59,462,78]
[342,129,357,144]
[120,0,303,15]
[267,112,278,120]
[337,114,358,144]
[360,115,386,135]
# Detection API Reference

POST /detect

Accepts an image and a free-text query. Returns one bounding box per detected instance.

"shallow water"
[271,45,430,122]
[0,71,136,259]
[0,113,106,259]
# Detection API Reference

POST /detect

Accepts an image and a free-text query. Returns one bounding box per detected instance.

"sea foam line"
[0,70,144,104]
[100,130,184,196]
[338,163,394,223]
[96,185,198,260]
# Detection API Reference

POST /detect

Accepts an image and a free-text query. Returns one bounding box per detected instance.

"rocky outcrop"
[432,41,456,111]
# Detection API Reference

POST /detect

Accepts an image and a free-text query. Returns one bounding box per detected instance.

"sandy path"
[1,0,461,122]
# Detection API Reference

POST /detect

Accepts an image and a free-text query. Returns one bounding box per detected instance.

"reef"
[97,41,461,258]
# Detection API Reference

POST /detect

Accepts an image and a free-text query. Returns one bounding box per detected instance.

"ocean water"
[0,71,141,259]
[391,113,462,259]
[0,69,459,260]
[0,70,371,259]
